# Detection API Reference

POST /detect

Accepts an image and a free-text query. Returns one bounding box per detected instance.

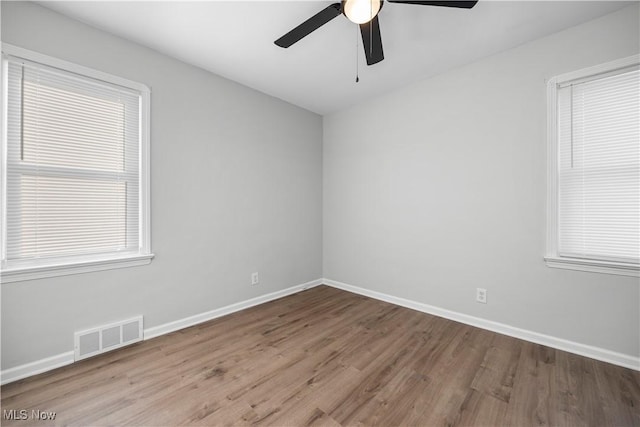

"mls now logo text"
[3,409,57,421]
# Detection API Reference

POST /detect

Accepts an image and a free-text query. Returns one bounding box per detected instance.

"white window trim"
[0,44,153,283]
[545,54,639,277]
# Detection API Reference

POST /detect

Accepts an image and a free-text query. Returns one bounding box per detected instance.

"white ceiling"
[40,1,632,115]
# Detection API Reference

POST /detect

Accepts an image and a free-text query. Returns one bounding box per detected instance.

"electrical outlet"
[476,288,487,304]
[251,272,259,286]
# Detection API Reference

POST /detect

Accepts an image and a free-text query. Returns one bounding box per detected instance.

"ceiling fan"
[275,0,478,66]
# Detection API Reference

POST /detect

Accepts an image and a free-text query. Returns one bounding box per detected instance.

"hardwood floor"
[2,285,639,426]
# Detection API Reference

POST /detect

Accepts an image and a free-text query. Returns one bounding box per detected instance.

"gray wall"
[323,5,640,358]
[1,1,323,370]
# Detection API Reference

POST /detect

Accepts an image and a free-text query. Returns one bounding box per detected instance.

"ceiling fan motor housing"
[342,0,384,24]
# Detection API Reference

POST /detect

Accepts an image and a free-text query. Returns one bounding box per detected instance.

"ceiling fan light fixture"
[343,0,381,24]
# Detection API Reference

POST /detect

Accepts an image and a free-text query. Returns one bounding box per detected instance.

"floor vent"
[74,316,143,361]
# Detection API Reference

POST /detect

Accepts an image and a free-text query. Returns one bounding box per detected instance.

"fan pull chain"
[355,25,360,83]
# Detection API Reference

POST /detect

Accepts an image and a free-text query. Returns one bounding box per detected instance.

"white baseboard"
[3,276,636,385]
[0,351,75,385]
[144,278,323,340]
[322,278,640,371]
[0,278,323,385]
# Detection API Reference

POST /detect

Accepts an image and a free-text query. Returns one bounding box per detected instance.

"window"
[1,45,152,282]
[546,55,639,277]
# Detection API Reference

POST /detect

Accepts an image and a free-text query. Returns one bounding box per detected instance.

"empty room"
[1,0,639,425]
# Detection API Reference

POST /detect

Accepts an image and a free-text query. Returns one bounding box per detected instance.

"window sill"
[1,254,155,283]
[544,256,639,277]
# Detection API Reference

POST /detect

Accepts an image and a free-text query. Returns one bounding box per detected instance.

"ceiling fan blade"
[275,3,342,48]
[386,0,478,8]
[360,16,384,66]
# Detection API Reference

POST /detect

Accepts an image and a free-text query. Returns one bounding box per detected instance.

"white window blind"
[2,49,151,280]
[555,66,639,266]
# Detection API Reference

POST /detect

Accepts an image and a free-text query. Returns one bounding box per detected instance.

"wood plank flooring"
[2,285,639,426]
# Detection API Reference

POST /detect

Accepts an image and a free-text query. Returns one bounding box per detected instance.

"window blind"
[556,67,640,264]
[4,58,141,265]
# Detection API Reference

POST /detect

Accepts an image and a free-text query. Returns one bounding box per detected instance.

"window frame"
[1,44,153,283]
[545,54,639,277]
